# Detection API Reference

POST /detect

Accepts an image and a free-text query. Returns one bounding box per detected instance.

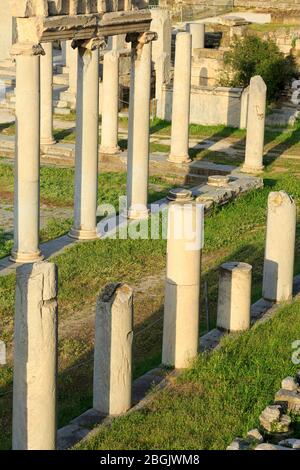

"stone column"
[162,202,203,368]
[40,42,55,146]
[126,32,157,220]
[263,191,296,302]
[186,23,205,54]
[13,262,58,450]
[11,43,44,263]
[100,51,120,155]
[217,262,252,332]
[242,75,267,173]
[93,283,133,416]
[69,39,105,240]
[168,32,192,164]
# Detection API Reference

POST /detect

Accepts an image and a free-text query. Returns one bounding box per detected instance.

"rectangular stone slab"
[14,10,151,43]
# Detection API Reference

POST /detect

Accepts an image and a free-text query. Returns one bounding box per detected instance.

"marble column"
[11,43,44,263]
[186,23,205,54]
[242,75,267,173]
[40,42,55,146]
[217,262,252,332]
[69,39,105,240]
[263,191,296,302]
[168,32,192,164]
[13,262,58,450]
[126,32,157,220]
[93,283,133,415]
[162,202,203,368]
[100,50,120,155]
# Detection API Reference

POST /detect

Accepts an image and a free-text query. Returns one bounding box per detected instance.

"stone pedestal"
[217,262,252,332]
[263,191,296,302]
[126,33,156,220]
[40,42,56,146]
[93,283,133,416]
[162,202,203,368]
[168,33,192,164]
[242,75,266,173]
[11,43,44,263]
[186,23,205,54]
[100,51,120,155]
[69,41,102,240]
[13,262,58,450]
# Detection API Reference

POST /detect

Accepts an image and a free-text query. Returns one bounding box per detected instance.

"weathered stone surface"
[93,283,133,416]
[263,191,296,302]
[282,376,299,392]
[217,261,252,332]
[167,188,193,202]
[13,262,58,450]
[207,175,230,187]
[278,438,300,449]
[275,389,300,414]
[255,443,294,450]
[247,428,264,443]
[259,405,291,433]
[227,438,251,450]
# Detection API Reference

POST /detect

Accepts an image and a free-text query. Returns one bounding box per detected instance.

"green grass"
[78,298,300,450]
[248,23,296,33]
[0,154,299,449]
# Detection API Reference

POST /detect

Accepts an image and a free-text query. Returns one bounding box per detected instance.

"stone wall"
[234,0,300,9]
[159,84,247,128]
[0,0,14,61]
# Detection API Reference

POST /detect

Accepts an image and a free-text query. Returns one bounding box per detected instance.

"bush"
[220,35,297,102]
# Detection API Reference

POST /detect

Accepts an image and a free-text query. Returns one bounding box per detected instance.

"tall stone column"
[162,202,203,368]
[186,22,205,54]
[263,191,296,302]
[126,32,157,220]
[11,43,44,263]
[168,32,192,164]
[242,75,267,173]
[69,38,105,240]
[100,50,120,155]
[93,283,133,416]
[13,262,58,450]
[40,42,55,146]
[217,262,252,332]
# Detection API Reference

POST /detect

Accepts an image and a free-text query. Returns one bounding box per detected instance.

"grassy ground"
[0,156,299,449]
[0,164,177,259]
[78,298,300,450]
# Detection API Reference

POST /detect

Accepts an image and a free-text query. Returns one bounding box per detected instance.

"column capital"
[10,42,45,57]
[71,36,107,52]
[126,31,157,59]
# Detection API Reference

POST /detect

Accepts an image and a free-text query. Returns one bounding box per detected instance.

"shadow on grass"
[54,128,75,142]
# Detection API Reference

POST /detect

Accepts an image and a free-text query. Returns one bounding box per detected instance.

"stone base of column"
[241,164,264,174]
[68,227,99,240]
[124,207,149,220]
[99,145,120,155]
[41,138,57,147]
[10,250,44,264]
[167,154,191,164]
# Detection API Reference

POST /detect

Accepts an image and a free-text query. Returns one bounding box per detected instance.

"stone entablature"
[10,1,151,43]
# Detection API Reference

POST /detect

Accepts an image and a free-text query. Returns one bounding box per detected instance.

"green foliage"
[221,35,297,102]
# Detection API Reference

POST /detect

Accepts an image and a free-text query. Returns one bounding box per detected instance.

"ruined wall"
[234,0,300,10]
[159,84,247,128]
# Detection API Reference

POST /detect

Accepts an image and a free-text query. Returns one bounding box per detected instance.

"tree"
[220,35,297,102]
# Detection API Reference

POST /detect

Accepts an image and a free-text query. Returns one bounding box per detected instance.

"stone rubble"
[227,372,300,451]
